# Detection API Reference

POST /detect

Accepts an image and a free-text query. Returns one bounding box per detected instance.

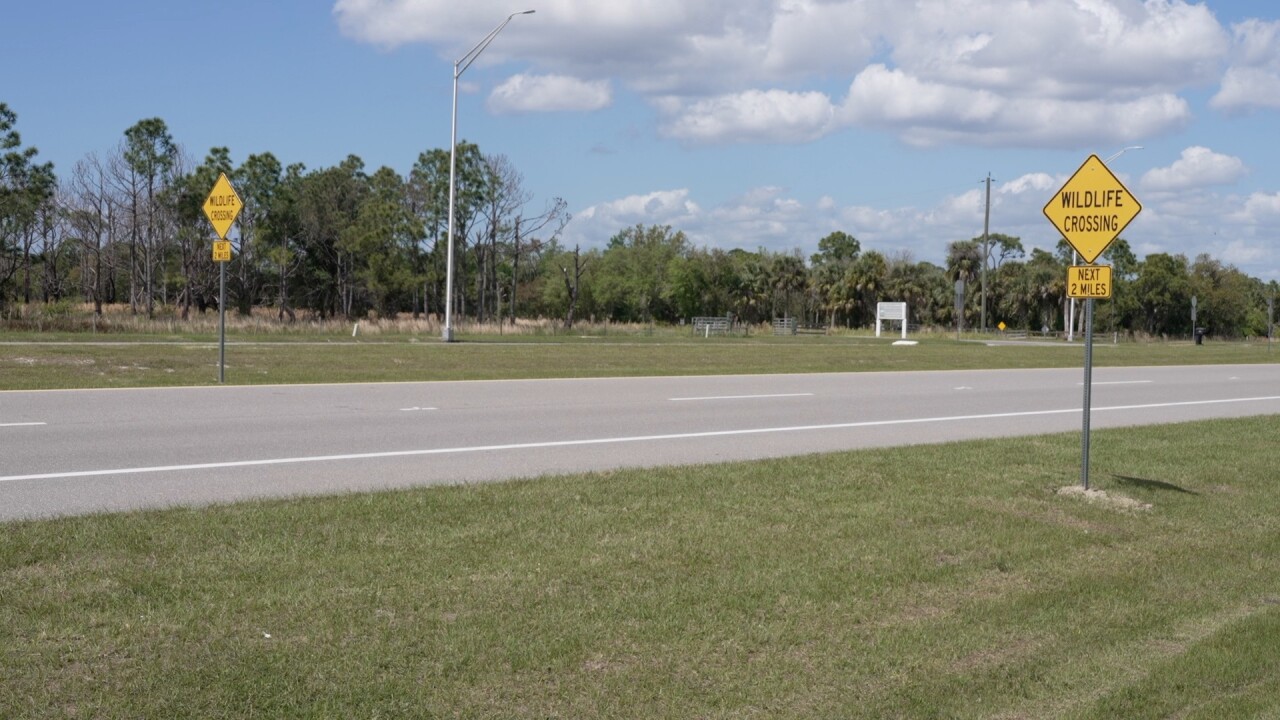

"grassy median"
[4,415,1279,717]
[2,332,1277,390]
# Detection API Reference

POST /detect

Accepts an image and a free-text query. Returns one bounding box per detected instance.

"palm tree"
[733,257,773,323]
[811,261,847,327]
[946,240,982,329]
[848,251,888,325]
[771,253,807,319]
[946,240,981,285]
[1025,248,1065,331]
[884,254,927,323]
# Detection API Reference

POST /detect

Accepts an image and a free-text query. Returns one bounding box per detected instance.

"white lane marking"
[4,395,1279,484]
[954,386,974,391]
[670,393,814,402]
[1081,380,1153,386]
[399,407,438,412]
[1,422,46,428]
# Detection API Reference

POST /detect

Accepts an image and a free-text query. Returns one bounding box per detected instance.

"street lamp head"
[516,9,535,15]
[1105,145,1144,163]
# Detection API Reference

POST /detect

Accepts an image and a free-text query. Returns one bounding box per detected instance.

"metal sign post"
[211,239,233,383]
[1066,271,1109,488]
[1081,298,1095,489]
[219,261,227,383]
[202,173,243,384]
[1044,155,1141,489]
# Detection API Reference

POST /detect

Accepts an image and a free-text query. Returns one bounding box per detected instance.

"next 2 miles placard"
[1067,265,1112,299]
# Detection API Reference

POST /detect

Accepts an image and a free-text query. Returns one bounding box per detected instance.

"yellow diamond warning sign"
[202,173,243,240]
[1043,155,1141,265]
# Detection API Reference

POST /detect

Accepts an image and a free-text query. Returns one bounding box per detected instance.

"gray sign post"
[1043,154,1141,490]
[1081,298,1095,489]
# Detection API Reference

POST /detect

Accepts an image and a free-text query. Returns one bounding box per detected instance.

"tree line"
[2,103,1276,337]
[542,227,1276,338]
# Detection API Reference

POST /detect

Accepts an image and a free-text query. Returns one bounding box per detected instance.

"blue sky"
[5,1,1279,280]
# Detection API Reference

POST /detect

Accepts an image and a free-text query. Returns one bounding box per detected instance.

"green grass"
[2,333,1277,390]
[4,415,1279,717]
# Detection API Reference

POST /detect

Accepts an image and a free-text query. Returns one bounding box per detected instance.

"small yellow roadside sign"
[212,240,232,263]
[1043,155,1141,264]
[202,172,243,240]
[1067,265,1113,299]
[997,321,1006,331]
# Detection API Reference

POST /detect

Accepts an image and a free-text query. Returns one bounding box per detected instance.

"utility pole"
[1268,294,1274,353]
[981,173,992,334]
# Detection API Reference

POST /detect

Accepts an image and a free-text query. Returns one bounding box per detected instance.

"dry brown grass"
[1,302,670,338]
[1,302,694,338]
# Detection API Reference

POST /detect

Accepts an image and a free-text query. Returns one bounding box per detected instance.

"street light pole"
[444,9,535,342]
[981,173,991,334]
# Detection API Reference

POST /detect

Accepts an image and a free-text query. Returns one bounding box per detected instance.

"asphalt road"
[2,363,1278,521]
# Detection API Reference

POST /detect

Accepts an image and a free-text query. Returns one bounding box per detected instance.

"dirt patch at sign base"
[1056,485,1152,512]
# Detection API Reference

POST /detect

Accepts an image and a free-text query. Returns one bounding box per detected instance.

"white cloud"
[575,189,701,227]
[488,74,611,113]
[1140,147,1247,192]
[842,65,1190,147]
[1232,18,1280,65]
[660,89,835,144]
[705,192,810,246]
[842,65,1001,128]
[992,174,1066,229]
[1000,173,1057,196]
[901,0,1226,97]
[761,0,879,76]
[1210,66,1280,111]
[658,61,1193,148]
[1229,191,1280,223]
[1211,19,1280,112]
[565,183,993,261]
[335,1,1280,152]
[1220,240,1268,266]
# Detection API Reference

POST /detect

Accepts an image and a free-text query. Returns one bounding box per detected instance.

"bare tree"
[166,150,210,320]
[474,154,525,322]
[560,244,588,329]
[511,198,568,325]
[35,192,65,302]
[65,154,117,316]
[107,148,144,313]
[473,153,572,325]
